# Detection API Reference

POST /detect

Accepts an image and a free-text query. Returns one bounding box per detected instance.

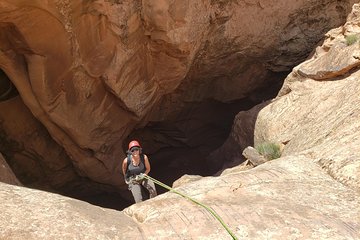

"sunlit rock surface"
[255,4,360,191]
[0,182,139,239]
[1,155,359,239]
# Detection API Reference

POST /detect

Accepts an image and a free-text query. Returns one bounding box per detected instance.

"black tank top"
[127,155,146,176]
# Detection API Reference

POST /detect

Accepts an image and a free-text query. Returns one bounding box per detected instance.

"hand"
[125,177,131,184]
[134,173,145,181]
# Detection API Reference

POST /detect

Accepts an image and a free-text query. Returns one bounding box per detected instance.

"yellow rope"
[141,174,238,240]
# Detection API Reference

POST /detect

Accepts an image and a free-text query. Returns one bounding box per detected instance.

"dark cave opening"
[0,69,18,101]
[124,72,288,196]
[66,71,288,210]
[0,65,288,211]
[134,99,255,195]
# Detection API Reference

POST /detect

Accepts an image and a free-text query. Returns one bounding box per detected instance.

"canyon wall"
[0,0,356,190]
[1,2,360,239]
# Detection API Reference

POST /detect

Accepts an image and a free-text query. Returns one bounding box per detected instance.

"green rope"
[142,174,238,240]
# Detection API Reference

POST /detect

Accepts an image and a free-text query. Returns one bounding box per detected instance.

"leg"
[142,179,157,198]
[128,183,144,203]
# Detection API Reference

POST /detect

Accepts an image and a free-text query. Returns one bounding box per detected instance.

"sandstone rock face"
[256,73,360,191]
[125,4,360,235]
[0,182,139,240]
[0,96,78,190]
[0,0,356,189]
[0,96,130,204]
[255,4,360,192]
[207,101,270,171]
[2,3,360,238]
[125,157,360,239]
[1,156,359,239]
[213,4,360,191]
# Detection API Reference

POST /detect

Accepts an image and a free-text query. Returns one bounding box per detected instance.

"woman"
[122,140,157,203]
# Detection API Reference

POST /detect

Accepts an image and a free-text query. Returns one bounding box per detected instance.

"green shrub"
[255,142,281,160]
[345,34,358,46]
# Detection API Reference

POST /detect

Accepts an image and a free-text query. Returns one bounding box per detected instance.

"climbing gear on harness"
[125,173,146,184]
[134,174,145,181]
[140,173,238,240]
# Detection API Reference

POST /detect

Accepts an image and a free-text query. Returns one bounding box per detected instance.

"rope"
[141,174,238,240]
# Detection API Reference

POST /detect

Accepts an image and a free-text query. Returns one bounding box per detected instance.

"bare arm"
[144,155,151,175]
[122,158,128,176]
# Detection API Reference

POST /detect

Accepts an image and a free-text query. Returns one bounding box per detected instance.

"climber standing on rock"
[122,140,157,203]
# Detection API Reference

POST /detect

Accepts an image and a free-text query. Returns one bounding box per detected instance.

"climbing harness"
[138,173,238,240]
[125,174,146,184]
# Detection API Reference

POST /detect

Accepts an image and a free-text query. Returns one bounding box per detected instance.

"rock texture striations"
[1,155,359,239]
[1,3,360,239]
[0,0,356,190]
[254,4,360,192]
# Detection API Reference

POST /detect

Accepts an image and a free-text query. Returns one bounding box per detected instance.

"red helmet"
[128,140,141,150]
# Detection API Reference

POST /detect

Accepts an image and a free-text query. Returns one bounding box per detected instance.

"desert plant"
[255,141,281,160]
[345,34,358,46]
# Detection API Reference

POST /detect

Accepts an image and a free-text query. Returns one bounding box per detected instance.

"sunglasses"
[130,147,140,153]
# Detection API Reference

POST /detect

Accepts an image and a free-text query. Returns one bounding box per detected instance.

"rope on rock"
[141,174,238,240]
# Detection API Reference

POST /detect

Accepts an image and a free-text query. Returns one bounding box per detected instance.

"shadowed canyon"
[1,1,359,239]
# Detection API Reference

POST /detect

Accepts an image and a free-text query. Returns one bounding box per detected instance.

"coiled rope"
[141,174,238,240]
